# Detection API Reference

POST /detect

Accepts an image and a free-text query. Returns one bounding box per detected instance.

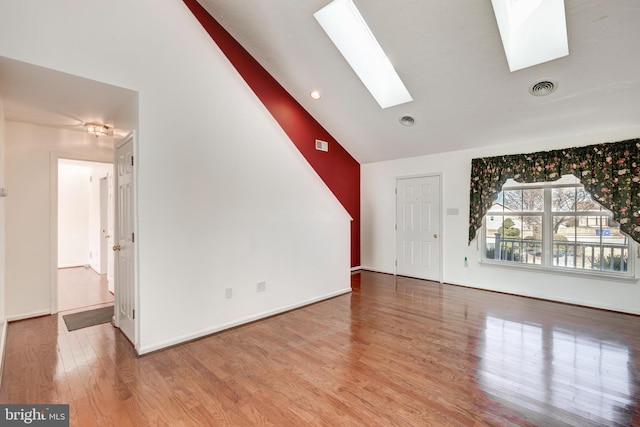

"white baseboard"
[138,287,352,355]
[350,266,362,272]
[0,321,7,389]
[7,309,51,322]
[359,266,394,275]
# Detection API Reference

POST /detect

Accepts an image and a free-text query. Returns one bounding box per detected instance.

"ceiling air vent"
[399,115,416,126]
[529,80,557,96]
[315,139,329,152]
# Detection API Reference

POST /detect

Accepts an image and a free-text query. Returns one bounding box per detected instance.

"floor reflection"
[478,315,636,426]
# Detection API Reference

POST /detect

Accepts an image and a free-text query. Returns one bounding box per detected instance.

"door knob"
[113,245,121,251]
[433,234,438,238]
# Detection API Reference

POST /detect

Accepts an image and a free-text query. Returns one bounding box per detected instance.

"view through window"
[484,175,630,274]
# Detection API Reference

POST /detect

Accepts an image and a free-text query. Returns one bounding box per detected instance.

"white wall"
[58,162,91,268]
[0,0,351,353]
[5,122,113,320]
[362,125,640,315]
[0,94,7,377]
[57,161,113,271]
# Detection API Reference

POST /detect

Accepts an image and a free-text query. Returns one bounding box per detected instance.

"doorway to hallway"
[58,267,114,312]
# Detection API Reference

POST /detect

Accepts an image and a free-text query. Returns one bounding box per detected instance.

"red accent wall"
[182,0,361,268]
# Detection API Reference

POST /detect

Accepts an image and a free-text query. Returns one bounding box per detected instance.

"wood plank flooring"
[2,271,640,426]
[58,267,114,312]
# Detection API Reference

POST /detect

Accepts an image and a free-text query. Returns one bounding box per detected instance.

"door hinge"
[132,309,135,319]
[395,260,398,266]
[395,224,397,230]
[131,155,134,166]
[131,232,135,243]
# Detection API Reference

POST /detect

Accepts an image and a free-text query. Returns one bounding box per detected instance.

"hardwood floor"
[2,271,640,426]
[58,267,114,312]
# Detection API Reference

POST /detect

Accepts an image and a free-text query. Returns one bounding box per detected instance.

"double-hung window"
[483,175,632,275]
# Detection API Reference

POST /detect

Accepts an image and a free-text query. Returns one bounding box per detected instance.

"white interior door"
[114,133,136,344]
[396,175,441,281]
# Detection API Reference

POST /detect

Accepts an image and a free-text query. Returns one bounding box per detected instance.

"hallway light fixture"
[84,122,110,137]
[314,0,413,109]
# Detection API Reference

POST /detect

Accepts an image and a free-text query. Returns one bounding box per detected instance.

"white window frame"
[481,178,635,280]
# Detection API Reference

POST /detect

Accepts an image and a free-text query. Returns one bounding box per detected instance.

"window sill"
[479,259,639,284]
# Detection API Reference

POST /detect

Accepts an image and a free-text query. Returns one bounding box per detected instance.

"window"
[483,175,631,275]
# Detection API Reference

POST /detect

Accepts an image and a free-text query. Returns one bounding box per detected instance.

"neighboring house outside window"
[483,175,632,276]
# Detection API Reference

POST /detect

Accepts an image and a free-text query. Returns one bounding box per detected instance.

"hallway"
[58,267,114,312]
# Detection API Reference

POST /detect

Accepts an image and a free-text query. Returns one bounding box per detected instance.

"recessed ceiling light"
[314,0,413,109]
[491,0,569,71]
[399,115,416,126]
[310,90,321,100]
[529,80,557,96]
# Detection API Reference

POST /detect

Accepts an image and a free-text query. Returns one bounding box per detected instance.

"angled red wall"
[182,0,361,268]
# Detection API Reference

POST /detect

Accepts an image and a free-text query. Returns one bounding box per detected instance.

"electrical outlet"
[257,281,266,292]
[225,288,233,299]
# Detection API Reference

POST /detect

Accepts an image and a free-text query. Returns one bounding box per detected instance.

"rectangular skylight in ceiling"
[491,0,569,72]
[314,0,413,109]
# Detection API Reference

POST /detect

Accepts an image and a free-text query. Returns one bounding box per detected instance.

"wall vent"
[315,139,329,152]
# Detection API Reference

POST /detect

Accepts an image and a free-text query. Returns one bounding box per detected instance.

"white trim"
[7,310,51,322]
[394,172,444,283]
[360,266,393,275]
[444,278,640,315]
[479,258,639,284]
[0,321,6,389]
[350,266,362,272]
[137,288,352,355]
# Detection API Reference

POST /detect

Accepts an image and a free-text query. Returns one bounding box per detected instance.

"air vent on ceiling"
[529,80,557,96]
[315,139,329,152]
[399,115,416,126]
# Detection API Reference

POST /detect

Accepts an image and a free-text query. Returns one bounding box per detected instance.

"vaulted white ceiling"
[197,0,640,163]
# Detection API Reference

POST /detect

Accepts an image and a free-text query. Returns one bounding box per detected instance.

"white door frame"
[49,153,114,314]
[113,131,139,350]
[394,173,443,283]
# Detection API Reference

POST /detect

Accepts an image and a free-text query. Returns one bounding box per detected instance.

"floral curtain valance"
[469,138,640,245]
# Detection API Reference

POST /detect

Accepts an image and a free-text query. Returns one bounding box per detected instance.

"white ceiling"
[1,1,639,164]
[0,56,136,133]
[197,0,640,163]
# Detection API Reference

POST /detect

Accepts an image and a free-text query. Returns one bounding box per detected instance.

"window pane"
[553,217,578,268]
[486,216,522,262]
[576,188,602,211]
[595,219,628,272]
[521,216,542,265]
[522,188,544,211]
[552,187,575,212]
[554,215,629,272]
[502,189,522,211]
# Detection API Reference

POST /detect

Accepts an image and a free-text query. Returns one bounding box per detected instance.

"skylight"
[491,0,569,72]
[314,0,413,109]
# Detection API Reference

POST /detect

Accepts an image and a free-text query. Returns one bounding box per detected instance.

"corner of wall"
[0,92,6,381]
[0,320,6,388]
